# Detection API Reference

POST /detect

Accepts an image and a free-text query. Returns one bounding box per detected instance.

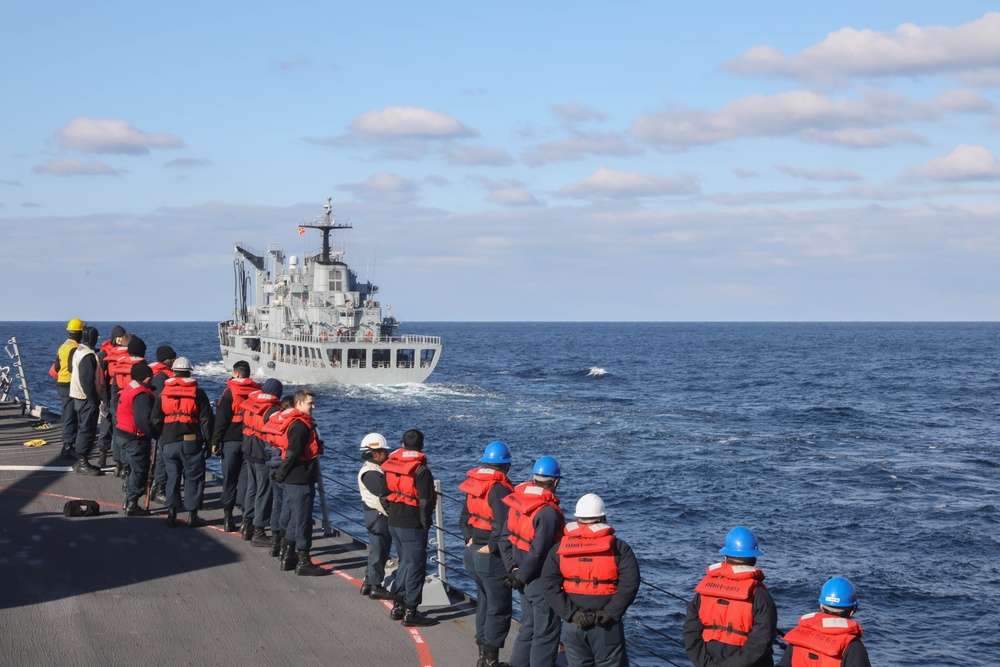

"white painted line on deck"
[0,466,73,472]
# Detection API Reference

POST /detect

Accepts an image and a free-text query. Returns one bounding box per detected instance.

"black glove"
[503,571,525,592]
[594,610,613,627]
[271,470,286,483]
[571,610,596,630]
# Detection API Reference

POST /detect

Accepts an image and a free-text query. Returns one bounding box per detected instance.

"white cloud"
[551,102,608,123]
[33,158,122,176]
[350,106,477,140]
[907,144,1000,182]
[338,172,421,203]
[630,89,930,149]
[523,131,642,165]
[164,158,212,168]
[56,117,184,154]
[933,89,995,113]
[728,12,1000,81]
[557,167,699,200]
[775,165,863,182]
[475,177,540,207]
[445,145,515,166]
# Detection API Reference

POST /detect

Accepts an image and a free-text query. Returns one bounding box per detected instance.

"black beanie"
[111,325,127,339]
[130,361,153,382]
[127,336,147,358]
[156,345,177,363]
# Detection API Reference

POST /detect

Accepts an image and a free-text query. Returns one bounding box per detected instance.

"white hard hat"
[173,357,192,372]
[574,493,607,520]
[359,432,389,451]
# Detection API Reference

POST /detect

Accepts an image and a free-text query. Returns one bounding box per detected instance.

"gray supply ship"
[218,198,442,384]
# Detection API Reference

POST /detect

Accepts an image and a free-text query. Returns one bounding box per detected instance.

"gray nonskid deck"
[0,402,501,666]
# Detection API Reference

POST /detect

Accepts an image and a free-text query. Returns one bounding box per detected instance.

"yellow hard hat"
[66,318,85,331]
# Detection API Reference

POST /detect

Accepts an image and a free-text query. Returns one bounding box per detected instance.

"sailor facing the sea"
[683,527,778,667]
[777,577,872,667]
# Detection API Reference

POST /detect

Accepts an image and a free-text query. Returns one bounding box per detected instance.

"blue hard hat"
[819,576,858,609]
[532,455,561,479]
[719,526,764,558]
[480,440,512,465]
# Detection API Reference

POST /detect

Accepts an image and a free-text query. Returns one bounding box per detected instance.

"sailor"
[266,389,330,577]
[52,318,84,459]
[116,362,158,516]
[265,395,296,565]
[383,428,438,626]
[95,324,127,468]
[776,577,871,667]
[210,361,260,539]
[147,345,176,503]
[240,378,283,548]
[498,456,566,667]
[540,494,640,667]
[109,336,147,478]
[357,432,393,600]
[459,440,515,666]
[683,526,778,667]
[151,357,214,528]
[68,326,104,475]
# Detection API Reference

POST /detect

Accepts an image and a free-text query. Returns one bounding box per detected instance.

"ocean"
[4,321,998,666]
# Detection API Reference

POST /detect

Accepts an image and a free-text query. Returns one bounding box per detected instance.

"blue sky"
[2,2,999,321]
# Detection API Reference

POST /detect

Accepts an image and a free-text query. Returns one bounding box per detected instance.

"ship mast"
[299,197,352,265]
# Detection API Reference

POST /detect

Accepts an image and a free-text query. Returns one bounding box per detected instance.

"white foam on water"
[587,367,608,377]
[195,360,230,378]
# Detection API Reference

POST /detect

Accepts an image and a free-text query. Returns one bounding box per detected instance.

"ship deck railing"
[222,323,440,347]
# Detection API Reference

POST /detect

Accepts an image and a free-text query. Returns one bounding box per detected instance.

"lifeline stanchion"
[433,479,447,585]
[316,472,333,536]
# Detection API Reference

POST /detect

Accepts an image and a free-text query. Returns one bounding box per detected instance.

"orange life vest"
[503,482,563,553]
[149,361,174,379]
[382,449,430,507]
[241,391,280,439]
[695,562,766,647]
[160,377,200,424]
[459,467,514,531]
[558,522,619,595]
[225,377,260,423]
[111,354,145,390]
[782,613,863,667]
[260,407,319,462]
[117,381,154,437]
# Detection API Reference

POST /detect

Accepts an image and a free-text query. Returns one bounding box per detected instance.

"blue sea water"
[4,321,998,666]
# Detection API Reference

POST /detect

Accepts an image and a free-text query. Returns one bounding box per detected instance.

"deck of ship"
[0,400,515,666]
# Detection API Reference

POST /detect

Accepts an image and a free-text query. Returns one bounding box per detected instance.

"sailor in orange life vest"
[267,394,297,568]
[96,324,128,467]
[357,432,394,600]
[460,440,516,667]
[267,389,330,577]
[151,357,215,528]
[540,493,640,667]
[109,336,148,478]
[383,428,439,627]
[53,318,84,459]
[116,361,158,516]
[776,577,871,667]
[69,326,106,476]
[498,455,566,667]
[210,360,260,537]
[148,345,176,504]
[241,378,284,553]
[683,526,778,667]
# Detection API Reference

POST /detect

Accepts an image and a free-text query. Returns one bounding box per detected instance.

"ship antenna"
[299,196,351,266]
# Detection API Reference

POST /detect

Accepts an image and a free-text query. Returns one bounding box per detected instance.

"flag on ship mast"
[298,227,305,235]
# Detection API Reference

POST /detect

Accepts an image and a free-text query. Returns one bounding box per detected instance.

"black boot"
[360,578,372,597]
[389,599,405,621]
[476,643,485,667]
[369,585,393,600]
[152,483,167,503]
[269,530,284,557]
[74,457,103,476]
[97,449,108,469]
[295,550,330,576]
[280,540,296,571]
[125,500,150,517]
[223,506,237,532]
[251,526,271,547]
[481,645,509,667]
[241,520,254,541]
[402,606,438,627]
[166,508,177,528]
[187,510,205,528]
[113,463,124,478]
[61,443,76,460]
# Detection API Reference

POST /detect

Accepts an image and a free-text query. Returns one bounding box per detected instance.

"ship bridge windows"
[396,349,415,369]
[420,349,436,368]
[242,337,261,352]
[372,348,391,369]
[348,348,367,369]
[327,348,343,368]
[329,269,343,292]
